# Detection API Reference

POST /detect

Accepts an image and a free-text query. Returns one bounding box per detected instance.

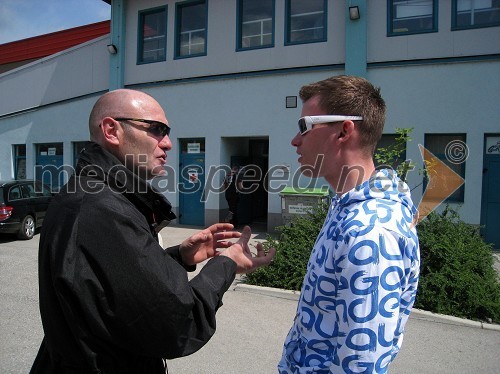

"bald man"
[30,89,275,373]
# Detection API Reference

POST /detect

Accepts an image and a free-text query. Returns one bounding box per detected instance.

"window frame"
[8,185,23,201]
[284,0,328,46]
[174,0,208,60]
[13,144,26,180]
[387,0,439,36]
[137,6,168,65]
[423,133,466,203]
[451,0,500,30]
[236,0,275,51]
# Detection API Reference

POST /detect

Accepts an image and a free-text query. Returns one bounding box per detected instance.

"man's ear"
[100,117,120,146]
[337,120,356,141]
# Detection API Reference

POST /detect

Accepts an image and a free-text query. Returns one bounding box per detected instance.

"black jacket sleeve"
[51,190,236,359]
[165,245,197,272]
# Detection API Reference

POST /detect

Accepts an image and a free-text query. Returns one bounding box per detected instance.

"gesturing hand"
[219,226,276,274]
[179,223,241,266]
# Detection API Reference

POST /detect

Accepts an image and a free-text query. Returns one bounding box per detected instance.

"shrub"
[245,201,328,291]
[415,207,500,323]
[246,203,500,324]
[247,126,500,323]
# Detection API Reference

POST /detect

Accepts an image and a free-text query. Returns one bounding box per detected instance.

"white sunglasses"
[298,115,363,135]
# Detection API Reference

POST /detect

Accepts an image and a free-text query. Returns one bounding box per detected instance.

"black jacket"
[30,143,236,373]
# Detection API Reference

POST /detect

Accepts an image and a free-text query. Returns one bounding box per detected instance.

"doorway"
[35,143,64,190]
[178,138,205,226]
[481,135,500,250]
[227,138,269,228]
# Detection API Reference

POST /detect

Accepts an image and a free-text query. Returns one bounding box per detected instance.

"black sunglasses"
[114,118,171,137]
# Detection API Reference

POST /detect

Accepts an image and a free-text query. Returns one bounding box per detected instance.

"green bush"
[246,203,500,324]
[245,201,328,291]
[415,207,500,323]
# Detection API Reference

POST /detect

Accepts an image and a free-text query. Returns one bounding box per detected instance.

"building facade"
[0,0,499,246]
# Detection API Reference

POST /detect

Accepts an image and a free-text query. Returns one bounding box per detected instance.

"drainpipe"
[345,0,367,77]
[109,0,126,89]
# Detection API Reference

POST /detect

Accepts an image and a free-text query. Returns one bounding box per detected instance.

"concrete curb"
[409,308,500,331]
[233,283,500,332]
[233,283,300,301]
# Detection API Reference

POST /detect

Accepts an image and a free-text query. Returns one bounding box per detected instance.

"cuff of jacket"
[190,256,237,309]
[166,245,197,272]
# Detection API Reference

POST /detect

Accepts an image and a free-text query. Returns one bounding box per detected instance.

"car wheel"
[17,215,35,240]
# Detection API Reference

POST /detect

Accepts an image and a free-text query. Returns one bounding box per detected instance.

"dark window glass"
[13,144,26,180]
[286,0,326,44]
[238,0,274,49]
[176,1,207,57]
[453,0,500,29]
[424,134,466,202]
[389,0,437,35]
[73,142,89,166]
[138,7,167,63]
[8,186,22,201]
[375,134,408,170]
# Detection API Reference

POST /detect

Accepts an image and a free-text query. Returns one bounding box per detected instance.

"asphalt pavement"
[1,225,499,374]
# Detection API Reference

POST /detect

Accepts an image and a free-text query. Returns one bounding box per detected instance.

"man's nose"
[291,132,301,147]
[159,135,172,150]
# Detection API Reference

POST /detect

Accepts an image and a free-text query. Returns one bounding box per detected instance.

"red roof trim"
[0,20,110,65]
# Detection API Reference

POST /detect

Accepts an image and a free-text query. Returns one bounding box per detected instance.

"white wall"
[0,95,99,181]
[1,0,499,228]
[2,58,499,225]
[369,60,500,223]
[367,0,500,62]
[124,0,345,86]
[0,36,110,116]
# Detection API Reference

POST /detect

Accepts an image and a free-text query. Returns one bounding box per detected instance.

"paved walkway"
[159,225,500,373]
[1,225,498,373]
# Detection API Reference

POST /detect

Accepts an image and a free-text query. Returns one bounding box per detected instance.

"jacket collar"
[76,142,176,225]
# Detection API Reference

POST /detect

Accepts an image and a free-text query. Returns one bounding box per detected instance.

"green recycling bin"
[279,187,330,225]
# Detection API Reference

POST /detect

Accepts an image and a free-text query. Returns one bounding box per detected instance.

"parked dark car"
[0,180,53,240]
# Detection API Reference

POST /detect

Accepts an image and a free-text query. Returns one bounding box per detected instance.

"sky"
[0,0,111,44]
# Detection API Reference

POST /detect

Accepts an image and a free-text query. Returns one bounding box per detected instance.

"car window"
[0,187,4,204]
[8,186,22,201]
[35,181,53,197]
[21,184,37,198]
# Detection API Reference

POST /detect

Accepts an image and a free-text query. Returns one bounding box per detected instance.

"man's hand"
[219,226,276,273]
[179,223,241,266]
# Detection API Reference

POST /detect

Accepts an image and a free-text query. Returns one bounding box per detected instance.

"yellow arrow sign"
[417,144,465,222]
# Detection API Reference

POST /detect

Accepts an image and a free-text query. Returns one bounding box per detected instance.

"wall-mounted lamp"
[349,6,360,21]
[107,44,118,54]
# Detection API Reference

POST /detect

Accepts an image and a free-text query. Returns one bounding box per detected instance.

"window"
[237,0,274,50]
[375,134,411,180]
[73,142,89,167]
[13,144,26,180]
[37,143,63,156]
[175,0,207,58]
[424,134,466,202]
[388,0,438,36]
[8,186,22,201]
[285,0,327,45]
[21,183,37,198]
[375,134,408,168]
[35,143,65,191]
[452,0,500,29]
[138,7,167,64]
[32,181,53,197]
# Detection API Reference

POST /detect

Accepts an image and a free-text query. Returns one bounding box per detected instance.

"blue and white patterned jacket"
[278,169,420,374]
